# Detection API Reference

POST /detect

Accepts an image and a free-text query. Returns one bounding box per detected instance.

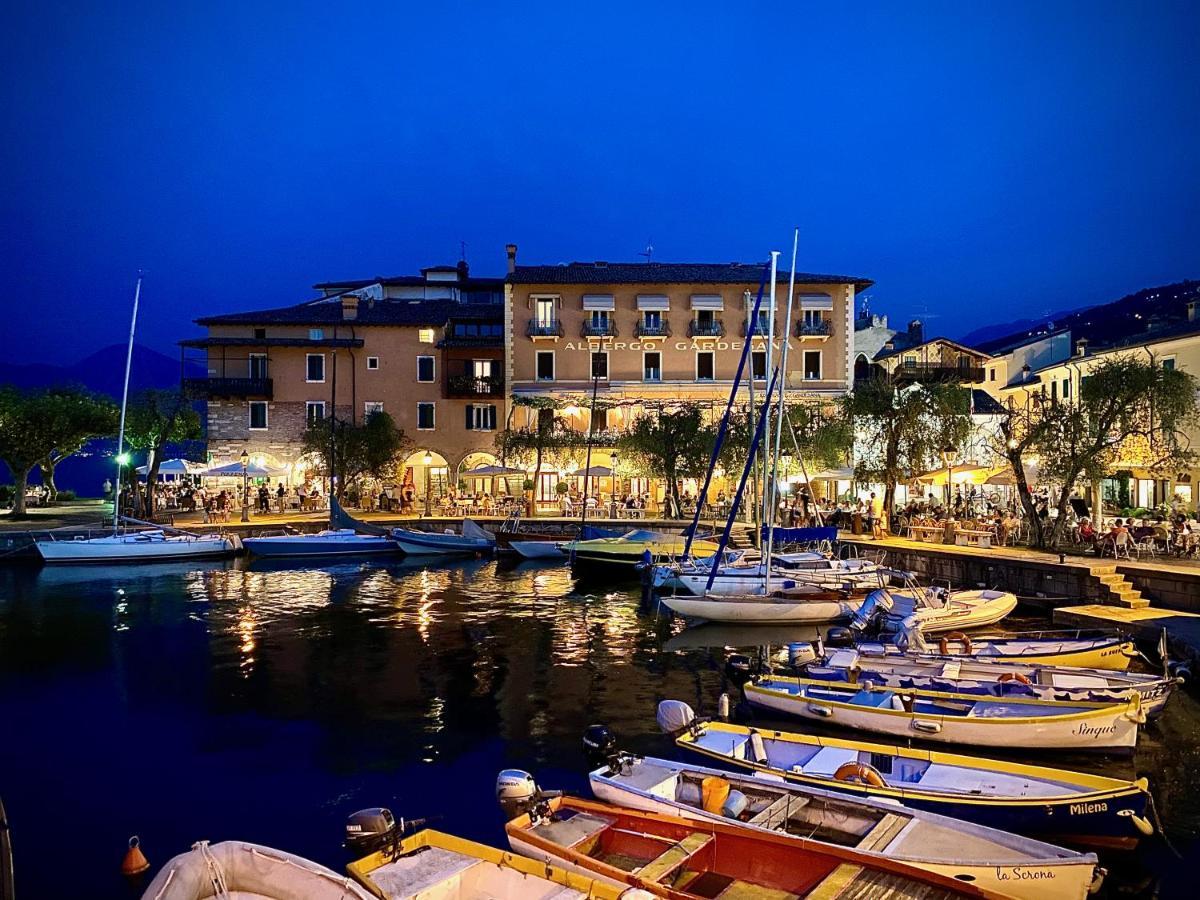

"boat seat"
[855,813,909,852]
[531,812,613,849]
[848,688,895,708]
[746,793,798,828]
[808,863,958,899]
[806,747,862,774]
[618,761,678,793]
[636,832,714,883]
[939,661,962,679]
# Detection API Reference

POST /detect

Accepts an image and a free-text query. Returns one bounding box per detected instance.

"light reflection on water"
[0,556,1195,897]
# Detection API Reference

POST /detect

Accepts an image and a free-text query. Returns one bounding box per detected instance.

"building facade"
[503,246,871,509]
[182,265,508,502]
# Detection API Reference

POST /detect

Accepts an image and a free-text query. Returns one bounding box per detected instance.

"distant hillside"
[963,280,1200,353]
[0,343,201,397]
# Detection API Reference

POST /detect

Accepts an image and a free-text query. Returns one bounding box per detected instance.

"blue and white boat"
[242,497,398,558]
[391,519,495,556]
[663,701,1154,850]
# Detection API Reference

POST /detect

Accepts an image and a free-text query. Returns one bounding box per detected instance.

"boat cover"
[760,526,838,544]
[579,524,625,541]
[330,496,390,537]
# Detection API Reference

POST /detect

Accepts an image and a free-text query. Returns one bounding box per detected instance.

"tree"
[124,389,202,519]
[302,410,409,500]
[845,380,972,529]
[495,399,588,513]
[37,388,119,497]
[619,404,716,516]
[785,402,855,473]
[999,357,1199,547]
[0,385,118,516]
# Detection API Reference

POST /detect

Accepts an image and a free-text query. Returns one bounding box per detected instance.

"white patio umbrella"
[202,460,284,477]
[135,458,196,476]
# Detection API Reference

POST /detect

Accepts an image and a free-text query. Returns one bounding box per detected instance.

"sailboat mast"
[744,291,756,532]
[112,273,142,534]
[764,230,799,591]
[759,252,779,540]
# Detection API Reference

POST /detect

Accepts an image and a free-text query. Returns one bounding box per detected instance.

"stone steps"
[1090,569,1150,609]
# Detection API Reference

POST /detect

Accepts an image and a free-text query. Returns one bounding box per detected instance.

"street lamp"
[941,444,956,511]
[610,451,620,516]
[240,449,250,522]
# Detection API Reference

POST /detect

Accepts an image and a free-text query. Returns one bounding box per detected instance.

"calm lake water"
[0,557,1195,897]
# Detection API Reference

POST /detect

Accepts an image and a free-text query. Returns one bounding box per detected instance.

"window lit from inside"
[467,404,497,431]
[305,401,324,427]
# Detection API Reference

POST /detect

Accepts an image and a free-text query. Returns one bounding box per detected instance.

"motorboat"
[34,527,239,564]
[243,528,398,558]
[508,540,566,560]
[590,753,1103,899]
[852,586,1017,634]
[391,519,495,556]
[140,840,373,899]
[658,588,859,625]
[347,823,623,899]
[567,529,719,576]
[742,673,1144,751]
[788,642,1179,718]
[664,701,1153,849]
[500,784,997,898]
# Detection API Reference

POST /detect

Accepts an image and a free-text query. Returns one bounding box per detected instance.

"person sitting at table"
[1077,517,1096,548]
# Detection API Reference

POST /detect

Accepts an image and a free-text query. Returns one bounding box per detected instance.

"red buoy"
[121,835,149,878]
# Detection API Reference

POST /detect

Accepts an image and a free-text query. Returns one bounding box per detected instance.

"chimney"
[1188,301,1197,322]
[341,294,359,321]
[505,243,518,274]
[1075,337,1088,357]
[908,319,924,343]
[456,259,469,281]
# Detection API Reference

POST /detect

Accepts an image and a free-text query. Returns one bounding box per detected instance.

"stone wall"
[1118,567,1200,613]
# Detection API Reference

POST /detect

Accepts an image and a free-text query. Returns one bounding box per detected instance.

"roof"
[970,390,1006,415]
[874,336,991,362]
[311,275,505,290]
[195,300,502,328]
[508,261,872,289]
[179,336,364,349]
[976,328,1070,356]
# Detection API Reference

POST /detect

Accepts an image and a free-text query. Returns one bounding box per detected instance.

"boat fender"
[1089,867,1107,895]
[657,700,696,736]
[121,835,150,878]
[997,672,1031,685]
[1119,642,1141,658]
[1118,809,1155,836]
[848,665,861,685]
[806,704,834,718]
[749,731,767,763]
[911,719,942,734]
[1168,662,1190,683]
[833,762,886,787]
[718,693,731,720]
[722,789,750,819]
[939,632,973,656]
[891,693,915,713]
[1124,696,1147,725]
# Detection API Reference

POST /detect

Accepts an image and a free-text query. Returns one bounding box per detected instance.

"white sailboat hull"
[659,593,856,624]
[36,532,237,564]
[655,558,883,595]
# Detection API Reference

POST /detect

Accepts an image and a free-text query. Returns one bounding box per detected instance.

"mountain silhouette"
[0,343,201,397]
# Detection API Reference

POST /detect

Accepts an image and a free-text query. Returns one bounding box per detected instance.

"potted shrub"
[522,478,535,517]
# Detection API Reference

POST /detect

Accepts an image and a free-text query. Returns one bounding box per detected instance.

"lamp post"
[610,451,619,517]
[240,449,250,522]
[423,451,433,517]
[941,445,956,512]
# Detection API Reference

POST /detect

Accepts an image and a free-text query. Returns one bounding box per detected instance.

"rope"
[198,841,230,898]
[1147,792,1182,859]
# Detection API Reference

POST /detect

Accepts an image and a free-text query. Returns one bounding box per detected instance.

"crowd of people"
[1076,514,1199,557]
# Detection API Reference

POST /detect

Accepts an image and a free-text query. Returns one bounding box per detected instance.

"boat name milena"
[995,867,1056,881]
[1069,801,1108,815]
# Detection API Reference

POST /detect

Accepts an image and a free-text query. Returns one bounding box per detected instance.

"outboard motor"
[496,769,562,821]
[850,588,893,633]
[344,808,431,856]
[825,626,855,647]
[724,653,754,686]
[786,642,818,669]
[894,615,929,653]
[582,724,617,769]
[656,700,696,737]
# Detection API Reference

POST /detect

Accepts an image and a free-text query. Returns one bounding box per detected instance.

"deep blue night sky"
[2,2,1197,363]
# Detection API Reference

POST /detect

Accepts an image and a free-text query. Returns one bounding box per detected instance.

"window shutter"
[487,405,497,430]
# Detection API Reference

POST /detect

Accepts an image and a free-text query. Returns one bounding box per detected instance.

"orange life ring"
[939,631,973,656]
[833,762,887,788]
[998,672,1031,685]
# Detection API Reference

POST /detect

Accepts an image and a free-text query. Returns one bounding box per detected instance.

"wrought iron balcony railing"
[182,377,273,399]
[687,319,725,337]
[446,373,505,398]
[526,320,564,338]
[580,320,618,338]
[634,320,671,338]
[795,319,833,337]
[740,318,774,337]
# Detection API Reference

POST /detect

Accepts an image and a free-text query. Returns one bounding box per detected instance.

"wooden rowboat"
[861,632,1141,671]
[590,754,1103,900]
[666,706,1153,850]
[506,794,1000,898]
[743,673,1144,751]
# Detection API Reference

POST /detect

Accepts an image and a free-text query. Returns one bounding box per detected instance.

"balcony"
[183,376,273,399]
[526,320,564,339]
[580,320,619,338]
[795,319,833,338]
[688,319,725,338]
[892,362,986,384]
[741,319,774,337]
[447,373,505,398]
[634,320,671,338]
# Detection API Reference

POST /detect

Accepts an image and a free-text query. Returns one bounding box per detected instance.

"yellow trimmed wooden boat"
[349,827,623,899]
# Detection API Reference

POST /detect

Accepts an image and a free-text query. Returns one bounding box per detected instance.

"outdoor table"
[908,524,943,542]
[954,528,993,549]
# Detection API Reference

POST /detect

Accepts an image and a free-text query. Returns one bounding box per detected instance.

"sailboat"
[391,518,496,556]
[34,276,239,565]
[242,496,399,558]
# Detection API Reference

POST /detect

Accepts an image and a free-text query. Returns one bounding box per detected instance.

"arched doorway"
[854,354,871,383]
[401,449,450,515]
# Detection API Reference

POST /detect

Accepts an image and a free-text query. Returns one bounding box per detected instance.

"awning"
[795,467,855,482]
[464,464,523,477]
[571,465,614,477]
[690,294,724,311]
[799,293,834,310]
[202,461,286,477]
[582,294,615,311]
[911,463,994,486]
[135,458,197,475]
[636,295,670,311]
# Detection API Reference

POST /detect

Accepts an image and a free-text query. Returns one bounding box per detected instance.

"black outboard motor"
[344,808,432,856]
[582,723,617,769]
[825,626,855,647]
[724,653,754,686]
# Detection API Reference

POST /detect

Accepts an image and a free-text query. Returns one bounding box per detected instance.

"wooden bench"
[637,832,714,883]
